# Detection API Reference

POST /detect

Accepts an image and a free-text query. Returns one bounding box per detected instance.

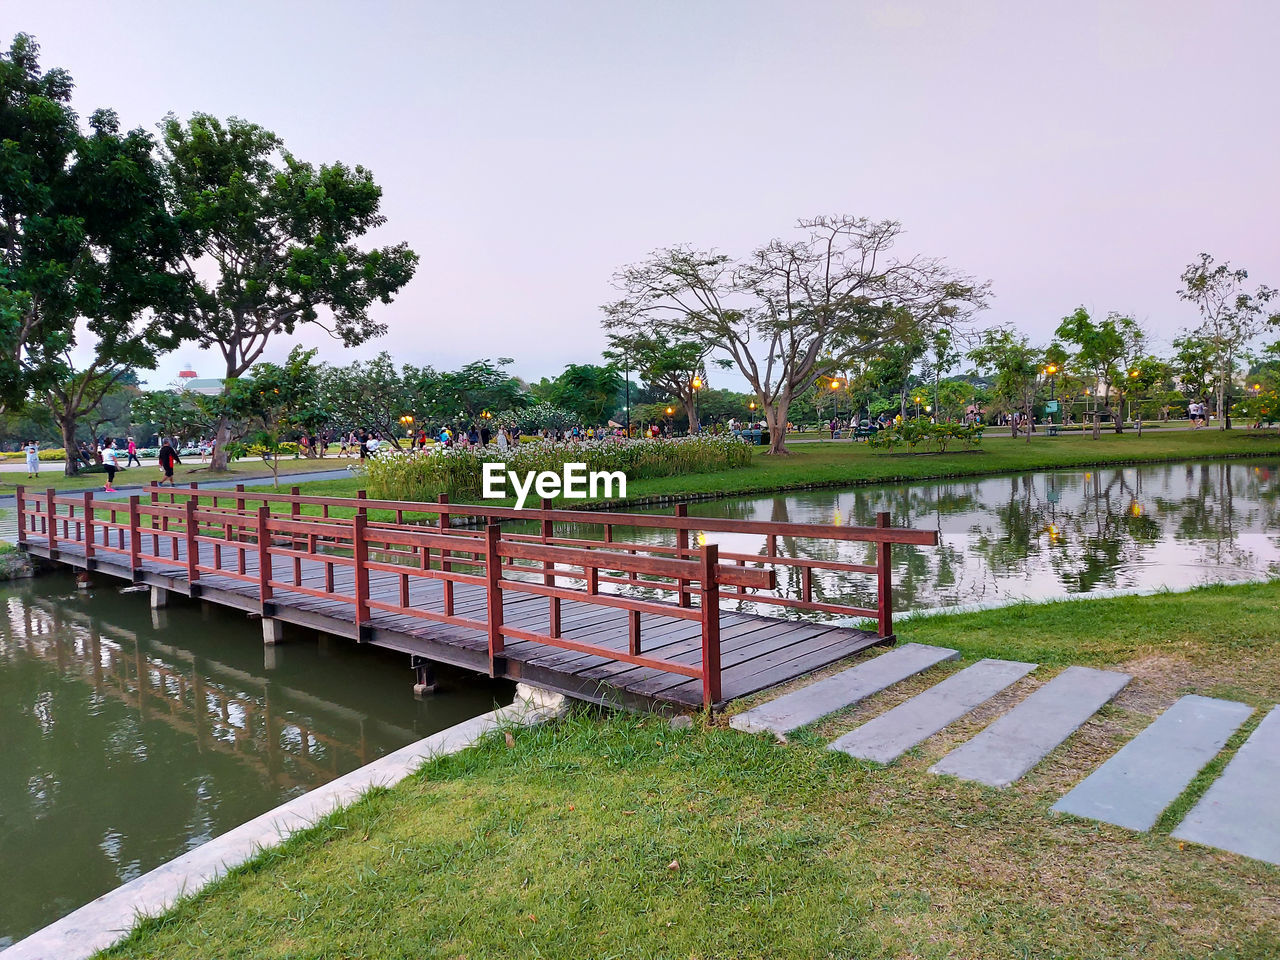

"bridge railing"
[14,483,938,708]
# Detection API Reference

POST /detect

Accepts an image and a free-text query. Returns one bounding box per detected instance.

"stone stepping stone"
[1051,694,1253,832]
[729,642,960,736]
[1173,705,1280,865]
[929,666,1130,787]
[827,658,1037,764]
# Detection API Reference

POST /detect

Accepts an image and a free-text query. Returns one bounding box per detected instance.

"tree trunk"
[60,417,80,477]
[211,415,232,471]
[765,401,791,455]
[682,396,700,436]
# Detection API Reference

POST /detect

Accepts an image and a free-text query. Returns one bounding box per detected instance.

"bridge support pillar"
[262,617,285,645]
[150,586,169,609]
[413,658,437,696]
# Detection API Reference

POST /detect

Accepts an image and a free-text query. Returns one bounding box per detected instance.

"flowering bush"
[360,434,753,501]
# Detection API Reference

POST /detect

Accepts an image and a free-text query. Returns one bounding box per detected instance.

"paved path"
[0,468,354,504]
[1173,706,1280,865]
[930,666,1130,787]
[1051,694,1253,831]
[729,643,958,736]
[828,658,1036,764]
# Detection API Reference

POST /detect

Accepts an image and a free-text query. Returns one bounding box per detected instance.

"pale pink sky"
[16,0,1279,389]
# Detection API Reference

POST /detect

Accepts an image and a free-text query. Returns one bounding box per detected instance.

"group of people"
[19,436,182,492]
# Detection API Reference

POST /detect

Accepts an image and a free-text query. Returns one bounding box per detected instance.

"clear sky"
[14,0,1279,390]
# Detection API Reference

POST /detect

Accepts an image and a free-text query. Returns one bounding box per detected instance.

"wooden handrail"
[18,487,937,708]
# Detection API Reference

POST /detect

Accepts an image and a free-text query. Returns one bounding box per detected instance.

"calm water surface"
[558,459,1280,615]
[5,458,1279,944]
[0,576,511,946]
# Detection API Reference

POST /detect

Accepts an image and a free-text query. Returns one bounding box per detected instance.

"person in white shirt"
[365,433,380,456]
[102,440,120,492]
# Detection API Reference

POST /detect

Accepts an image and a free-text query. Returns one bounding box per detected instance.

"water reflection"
[0,575,510,946]
[528,460,1280,616]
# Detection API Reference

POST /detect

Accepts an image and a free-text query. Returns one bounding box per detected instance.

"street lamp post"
[399,414,414,448]
[691,376,703,434]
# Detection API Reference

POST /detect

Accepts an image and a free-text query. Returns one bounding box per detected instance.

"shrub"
[867,421,983,455]
[361,434,752,501]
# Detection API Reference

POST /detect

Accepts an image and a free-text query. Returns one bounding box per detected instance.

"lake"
[0,575,512,946]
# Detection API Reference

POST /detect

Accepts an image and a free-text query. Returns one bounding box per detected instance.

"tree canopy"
[162,112,418,466]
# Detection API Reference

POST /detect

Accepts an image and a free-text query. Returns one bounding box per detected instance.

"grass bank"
[273,429,1280,520]
[103,583,1280,959]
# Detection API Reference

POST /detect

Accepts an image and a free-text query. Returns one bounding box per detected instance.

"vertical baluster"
[674,504,690,607]
[83,492,95,565]
[700,542,722,708]
[485,524,504,676]
[353,511,370,639]
[541,497,558,638]
[876,512,893,639]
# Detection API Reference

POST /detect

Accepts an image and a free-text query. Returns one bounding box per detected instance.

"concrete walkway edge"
[1,685,567,960]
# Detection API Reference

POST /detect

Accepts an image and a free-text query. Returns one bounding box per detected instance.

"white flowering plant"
[359,434,752,501]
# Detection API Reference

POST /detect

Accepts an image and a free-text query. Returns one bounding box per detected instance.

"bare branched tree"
[604,216,988,453]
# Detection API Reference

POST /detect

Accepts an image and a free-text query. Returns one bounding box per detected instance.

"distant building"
[179,378,226,396]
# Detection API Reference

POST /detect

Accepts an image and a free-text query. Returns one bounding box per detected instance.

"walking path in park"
[0,469,352,545]
[731,644,1279,866]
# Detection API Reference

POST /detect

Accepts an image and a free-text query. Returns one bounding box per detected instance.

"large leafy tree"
[1054,308,1147,434]
[604,329,708,433]
[1171,331,1216,412]
[604,216,987,454]
[967,330,1046,442]
[321,352,438,448]
[224,346,329,486]
[431,358,529,428]
[1177,254,1277,429]
[1,34,189,422]
[162,114,418,468]
[539,363,625,425]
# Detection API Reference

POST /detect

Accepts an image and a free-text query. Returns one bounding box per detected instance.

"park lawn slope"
[280,429,1280,515]
[103,582,1280,960]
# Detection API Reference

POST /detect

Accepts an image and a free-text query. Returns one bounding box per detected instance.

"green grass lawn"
[102,583,1280,960]
[271,428,1280,517]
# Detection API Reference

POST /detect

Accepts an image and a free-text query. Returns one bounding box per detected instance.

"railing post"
[674,503,690,607]
[541,497,559,638]
[185,497,200,587]
[353,510,370,639]
[46,488,57,557]
[15,484,25,545]
[290,486,302,583]
[437,494,454,615]
[700,542,722,709]
[876,511,893,639]
[128,496,141,575]
[257,505,273,607]
[235,483,245,513]
[82,492,95,564]
[485,523,504,676]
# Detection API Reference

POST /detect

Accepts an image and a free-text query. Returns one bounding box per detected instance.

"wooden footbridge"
[15,484,938,710]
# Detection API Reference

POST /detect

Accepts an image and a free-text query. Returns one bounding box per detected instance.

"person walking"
[126,436,141,467]
[157,438,180,487]
[24,439,39,479]
[102,439,120,492]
